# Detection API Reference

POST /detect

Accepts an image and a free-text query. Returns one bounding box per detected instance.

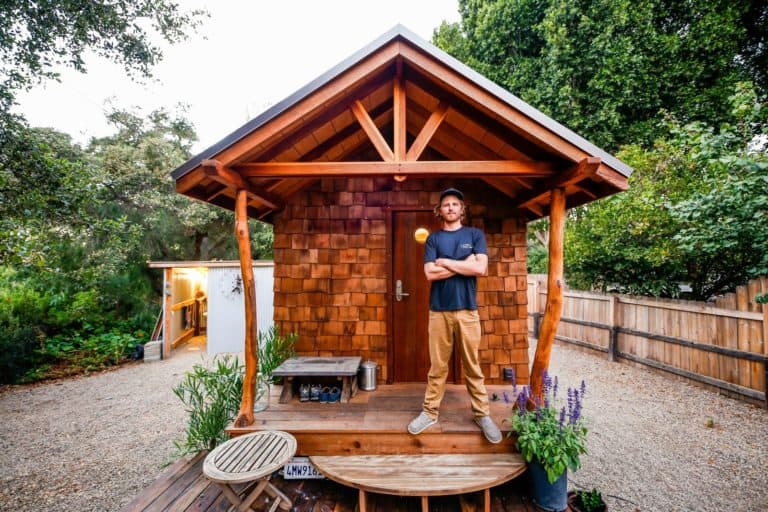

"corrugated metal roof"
[171,24,631,180]
[147,260,274,269]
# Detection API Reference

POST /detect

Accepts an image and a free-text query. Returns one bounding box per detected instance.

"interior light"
[393,174,407,182]
[414,227,429,244]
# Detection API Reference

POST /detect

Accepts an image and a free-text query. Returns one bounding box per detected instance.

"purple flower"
[552,376,559,400]
[570,389,582,425]
[559,407,566,428]
[502,391,511,405]
[580,379,587,398]
[516,386,528,415]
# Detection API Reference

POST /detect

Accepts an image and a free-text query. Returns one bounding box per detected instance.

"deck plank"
[143,454,207,512]
[121,451,207,512]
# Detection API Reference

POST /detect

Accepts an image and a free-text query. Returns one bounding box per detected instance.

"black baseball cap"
[439,188,464,201]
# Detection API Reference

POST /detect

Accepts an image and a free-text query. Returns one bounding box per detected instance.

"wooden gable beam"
[393,60,406,161]
[406,101,449,161]
[514,156,600,209]
[302,103,392,162]
[201,160,284,211]
[351,100,395,162]
[235,160,556,178]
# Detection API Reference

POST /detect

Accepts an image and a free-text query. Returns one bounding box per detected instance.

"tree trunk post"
[233,189,259,427]
[530,188,566,401]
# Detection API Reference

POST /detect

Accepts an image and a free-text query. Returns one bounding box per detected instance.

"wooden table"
[310,453,526,512]
[272,356,361,403]
[203,430,297,512]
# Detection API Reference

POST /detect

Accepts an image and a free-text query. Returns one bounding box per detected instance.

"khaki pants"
[422,309,490,419]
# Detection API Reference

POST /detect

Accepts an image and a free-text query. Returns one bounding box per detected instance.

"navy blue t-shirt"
[423,226,487,311]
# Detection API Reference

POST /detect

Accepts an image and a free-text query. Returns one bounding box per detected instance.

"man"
[407,188,502,443]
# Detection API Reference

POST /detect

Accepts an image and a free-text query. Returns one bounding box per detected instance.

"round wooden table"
[203,430,297,512]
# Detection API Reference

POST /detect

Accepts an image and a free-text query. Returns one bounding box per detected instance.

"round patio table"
[203,430,297,512]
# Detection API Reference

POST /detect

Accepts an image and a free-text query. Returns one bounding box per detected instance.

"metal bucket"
[358,360,378,391]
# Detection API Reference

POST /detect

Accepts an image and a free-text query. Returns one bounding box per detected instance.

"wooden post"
[530,188,566,401]
[233,189,259,427]
[163,268,173,360]
[608,294,619,362]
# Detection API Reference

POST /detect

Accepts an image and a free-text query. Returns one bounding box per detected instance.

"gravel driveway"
[1,337,766,511]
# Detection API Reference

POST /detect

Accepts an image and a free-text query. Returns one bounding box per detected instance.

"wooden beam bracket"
[201,159,284,210]
[514,156,601,211]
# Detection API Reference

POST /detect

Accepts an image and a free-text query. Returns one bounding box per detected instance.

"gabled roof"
[172,24,631,221]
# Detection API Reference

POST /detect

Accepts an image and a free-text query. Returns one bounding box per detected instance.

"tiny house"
[170,25,631,422]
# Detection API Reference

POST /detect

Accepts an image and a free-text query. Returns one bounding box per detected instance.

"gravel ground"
[545,341,768,512]
[0,337,211,512]
[0,337,766,512]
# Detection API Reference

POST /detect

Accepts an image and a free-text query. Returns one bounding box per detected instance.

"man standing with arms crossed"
[407,188,502,443]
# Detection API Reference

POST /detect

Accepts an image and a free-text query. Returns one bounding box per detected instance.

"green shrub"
[27,330,141,381]
[0,326,43,384]
[257,326,297,381]
[173,355,244,454]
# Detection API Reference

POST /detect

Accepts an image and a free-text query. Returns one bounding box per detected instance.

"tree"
[565,89,767,299]
[87,105,273,263]
[0,0,205,111]
[1,0,205,263]
[434,0,766,150]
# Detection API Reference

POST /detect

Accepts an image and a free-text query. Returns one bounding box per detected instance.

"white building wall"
[206,263,274,355]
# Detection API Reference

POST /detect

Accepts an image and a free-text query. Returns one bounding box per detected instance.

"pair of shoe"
[407,411,502,444]
[309,384,322,401]
[319,386,340,403]
[299,383,310,402]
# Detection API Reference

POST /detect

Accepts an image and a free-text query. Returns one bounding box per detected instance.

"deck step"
[226,383,519,456]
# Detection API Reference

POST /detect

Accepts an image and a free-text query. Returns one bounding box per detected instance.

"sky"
[13,0,461,153]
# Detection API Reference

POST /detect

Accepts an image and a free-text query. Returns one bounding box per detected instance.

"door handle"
[395,280,410,301]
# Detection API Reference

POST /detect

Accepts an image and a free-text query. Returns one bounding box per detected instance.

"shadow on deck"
[121,451,539,512]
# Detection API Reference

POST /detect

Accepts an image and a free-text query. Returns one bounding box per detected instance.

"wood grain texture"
[234,189,259,427]
[203,431,297,484]
[310,453,525,496]
[529,187,565,400]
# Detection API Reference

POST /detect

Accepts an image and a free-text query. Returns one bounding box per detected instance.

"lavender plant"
[508,371,588,483]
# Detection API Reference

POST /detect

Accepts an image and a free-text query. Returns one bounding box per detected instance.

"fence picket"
[527,275,768,407]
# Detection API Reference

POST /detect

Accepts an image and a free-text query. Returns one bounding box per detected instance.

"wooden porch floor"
[121,450,539,512]
[226,383,518,455]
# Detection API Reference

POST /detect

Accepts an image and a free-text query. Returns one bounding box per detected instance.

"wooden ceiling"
[172,26,630,222]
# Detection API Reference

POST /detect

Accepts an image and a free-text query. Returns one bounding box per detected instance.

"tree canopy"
[0,0,205,110]
[435,0,767,150]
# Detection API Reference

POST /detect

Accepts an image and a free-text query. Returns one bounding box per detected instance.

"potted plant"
[508,371,588,512]
[568,488,608,512]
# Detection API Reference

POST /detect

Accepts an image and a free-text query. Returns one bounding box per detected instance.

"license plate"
[283,457,324,479]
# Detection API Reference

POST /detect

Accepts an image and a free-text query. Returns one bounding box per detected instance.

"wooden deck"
[226,383,518,455]
[122,450,539,512]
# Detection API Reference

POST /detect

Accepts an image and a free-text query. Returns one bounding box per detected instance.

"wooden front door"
[391,210,456,382]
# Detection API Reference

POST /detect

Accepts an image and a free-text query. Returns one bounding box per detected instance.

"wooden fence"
[527,274,768,407]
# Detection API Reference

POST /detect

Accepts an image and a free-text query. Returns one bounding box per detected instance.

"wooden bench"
[272,356,361,403]
[203,430,297,512]
[310,453,526,512]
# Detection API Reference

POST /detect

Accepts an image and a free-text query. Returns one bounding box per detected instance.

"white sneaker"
[407,412,437,435]
[475,415,502,444]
